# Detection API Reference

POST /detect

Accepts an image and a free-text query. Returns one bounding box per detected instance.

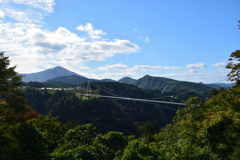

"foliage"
[120,140,161,160]
[0,52,34,124]
[208,88,219,98]
[13,123,47,160]
[24,86,181,136]
[226,50,240,86]
[0,52,44,159]
[57,124,96,151]
[93,131,128,159]
[28,115,64,152]
[153,88,240,159]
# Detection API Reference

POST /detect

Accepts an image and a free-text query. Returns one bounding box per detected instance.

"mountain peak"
[53,66,63,69]
[118,77,136,84]
[21,66,84,82]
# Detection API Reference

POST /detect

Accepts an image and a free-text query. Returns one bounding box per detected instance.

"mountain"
[46,75,115,85]
[21,66,84,82]
[118,77,136,84]
[134,75,213,94]
[45,75,89,84]
[100,79,116,82]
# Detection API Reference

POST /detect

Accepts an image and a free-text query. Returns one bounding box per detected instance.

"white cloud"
[0,0,55,13]
[97,64,181,72]
[68,39,139,62]
[92,64,182,80]
[0,1,141,78]
[186,62,207,73]
[160,68,229,83]
[4,8,30,22]
[146,36,149,43]
[98,63,128,71]
[186,62,207,70]
[212,62,226,68]
[0,10,4,18]
[0,0,55,23]
[129,65,181,72]
[134,28,138,31]
[0,19,140,73]
[99,72,138,80]
[77,23,106,39]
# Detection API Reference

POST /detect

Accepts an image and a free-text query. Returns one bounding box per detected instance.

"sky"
[0,0,239,83]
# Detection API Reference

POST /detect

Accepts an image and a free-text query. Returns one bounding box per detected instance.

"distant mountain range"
[117,76,232,91]
[21,66,232,93]
[46,75,115,84]
[206,83,233,89]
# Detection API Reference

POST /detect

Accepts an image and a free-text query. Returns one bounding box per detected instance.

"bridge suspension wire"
[91,82,122,97]
[90,82,185,105]
[135,99,179,111]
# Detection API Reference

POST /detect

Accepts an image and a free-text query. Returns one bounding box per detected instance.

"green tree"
[226,21,240,86]
[28,115,64,152]
[13,123,47,160]
[208,88,219,98]
[0,52,29,124]
[93,131,128,160]
[0,52,43,159]
[120,140,160,160]
[226,50,240,86]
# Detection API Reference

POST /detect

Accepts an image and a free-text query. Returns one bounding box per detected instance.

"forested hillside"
[22,81,212,137]
[23,85,183,136]
[135,75,213,94]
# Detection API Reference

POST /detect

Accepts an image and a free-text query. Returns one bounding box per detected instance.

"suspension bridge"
[82,81,186,107]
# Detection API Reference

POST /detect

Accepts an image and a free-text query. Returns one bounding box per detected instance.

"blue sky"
[0,0,239,83]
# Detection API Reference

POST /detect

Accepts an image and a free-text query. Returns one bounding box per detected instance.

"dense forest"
[1,47,240,160]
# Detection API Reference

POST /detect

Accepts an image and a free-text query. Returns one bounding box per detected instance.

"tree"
[226,50,240,86]
[0,52,31,124]
[0,52,40,159]
[208,88,218,98]
[13,123,47,160]
[0,52,24,98]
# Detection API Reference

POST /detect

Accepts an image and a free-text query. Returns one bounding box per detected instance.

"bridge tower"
[86,81,91,98]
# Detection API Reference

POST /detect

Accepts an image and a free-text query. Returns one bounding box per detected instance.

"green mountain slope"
[134,75,213,94]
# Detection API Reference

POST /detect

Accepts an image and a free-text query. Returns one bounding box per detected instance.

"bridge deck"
[82,94,185,106]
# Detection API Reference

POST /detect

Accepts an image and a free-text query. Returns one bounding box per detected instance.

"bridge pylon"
[86,81,91,99]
